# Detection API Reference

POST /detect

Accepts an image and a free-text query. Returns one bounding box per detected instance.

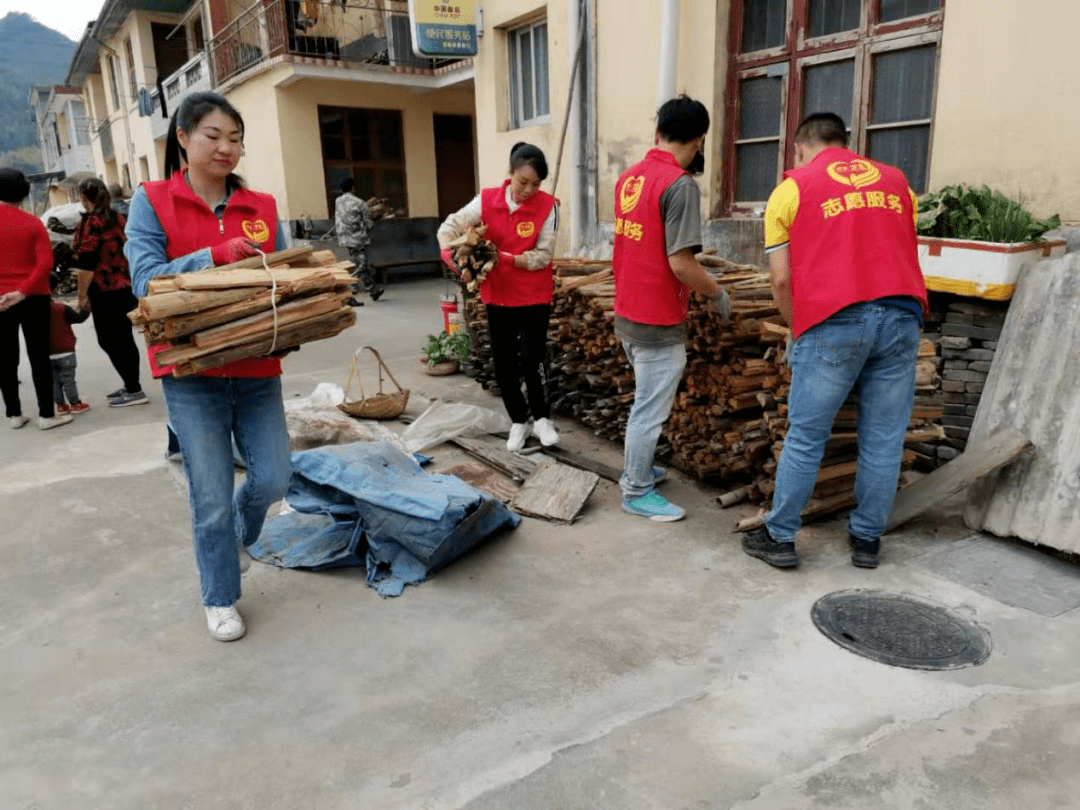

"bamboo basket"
[338,346,409,420]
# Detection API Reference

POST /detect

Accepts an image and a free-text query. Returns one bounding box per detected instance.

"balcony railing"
[149,51,213,140]
[209,0,467,87]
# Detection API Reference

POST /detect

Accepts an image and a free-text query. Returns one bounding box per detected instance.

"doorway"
[434,114,476,220]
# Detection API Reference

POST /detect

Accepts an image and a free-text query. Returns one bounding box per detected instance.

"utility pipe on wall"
[657,0,679,106]
[567,0,584,252]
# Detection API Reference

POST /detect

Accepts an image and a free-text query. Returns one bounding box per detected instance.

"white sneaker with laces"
[506,422,530,452]
[534,417,560,447]
[205,605,246,641]
[9,415,29,429]
[38,413,74,430]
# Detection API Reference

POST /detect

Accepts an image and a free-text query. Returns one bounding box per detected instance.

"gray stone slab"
[915,535,1080,617]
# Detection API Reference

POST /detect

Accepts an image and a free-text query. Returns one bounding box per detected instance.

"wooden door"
[434,114,476,220]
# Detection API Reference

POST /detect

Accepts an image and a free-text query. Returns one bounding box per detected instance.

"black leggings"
[486,303,551,424]
[0,294,54,418]
[88,287,142,394]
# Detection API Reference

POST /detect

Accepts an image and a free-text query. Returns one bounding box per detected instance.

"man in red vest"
[613,95,731,521]
[743,112,927,569]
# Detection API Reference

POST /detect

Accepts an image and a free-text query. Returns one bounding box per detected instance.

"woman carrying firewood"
[438,142,561,453]
[124,92,292,643]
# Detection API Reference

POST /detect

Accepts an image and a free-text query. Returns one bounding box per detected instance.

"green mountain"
[0,12,78,171]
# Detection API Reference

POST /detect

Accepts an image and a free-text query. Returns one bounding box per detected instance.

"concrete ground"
[3,276,1079,810]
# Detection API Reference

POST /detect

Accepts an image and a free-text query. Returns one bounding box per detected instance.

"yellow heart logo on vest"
[242,219,271,243]
[619,176,646,215]
[516,221,535,239]
[826,159,881,189]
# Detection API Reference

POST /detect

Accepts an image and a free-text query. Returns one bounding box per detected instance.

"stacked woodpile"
[129,246,357,377]
[464,252,954,516]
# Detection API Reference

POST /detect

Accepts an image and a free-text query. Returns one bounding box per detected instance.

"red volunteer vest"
[142,171,282,378]
[612,149,691,326]
[478,180,557,307]
[785,147,928,338]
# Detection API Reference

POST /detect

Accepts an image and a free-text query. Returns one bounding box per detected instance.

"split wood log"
[172,308,356,377]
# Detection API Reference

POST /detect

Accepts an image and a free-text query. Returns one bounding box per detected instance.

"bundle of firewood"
[463,250,947,526]
[129,246,357,377]
[365,197,396,220]
[447,224,499,293]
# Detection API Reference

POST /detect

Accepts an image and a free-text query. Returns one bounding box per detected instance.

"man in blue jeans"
[743,112,928,568]
[612,95,731,521]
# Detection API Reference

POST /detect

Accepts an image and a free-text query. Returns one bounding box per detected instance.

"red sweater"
[0,203,53,297]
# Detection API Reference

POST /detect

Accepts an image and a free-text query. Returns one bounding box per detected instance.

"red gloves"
[440,247,458,274]
[211,237,261,266]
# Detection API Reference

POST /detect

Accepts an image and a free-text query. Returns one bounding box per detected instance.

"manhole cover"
[811,590,991,670]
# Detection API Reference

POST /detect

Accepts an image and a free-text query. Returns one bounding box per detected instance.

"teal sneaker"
[622,489,685,522]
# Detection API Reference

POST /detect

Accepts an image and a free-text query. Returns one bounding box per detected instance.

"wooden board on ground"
[450,435,537,482]
[526,441,622,483]
[440,462,521,503]
[735,492,857,532]
[509,458,600,524]
[885,426,1030,533]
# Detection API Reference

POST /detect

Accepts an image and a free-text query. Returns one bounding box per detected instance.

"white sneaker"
[534,417,560,447]
[8,415,29,429]
[38,413,74,431]
[506,422,530,452]
[205,605,246,641]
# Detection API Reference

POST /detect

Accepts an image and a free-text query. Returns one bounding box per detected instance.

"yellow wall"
[229,65,475,220]
[472,1,726,247]
[929,0,1080,222]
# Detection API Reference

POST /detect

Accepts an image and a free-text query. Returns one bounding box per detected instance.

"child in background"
[48,274,91,415]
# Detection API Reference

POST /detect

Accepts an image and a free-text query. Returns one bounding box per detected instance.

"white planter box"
[918,237,1067,300]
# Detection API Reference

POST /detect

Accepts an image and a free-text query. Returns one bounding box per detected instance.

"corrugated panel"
[964,253,1080,552]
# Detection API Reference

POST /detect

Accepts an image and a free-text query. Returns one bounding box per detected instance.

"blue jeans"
[767,302,920,543]
[162,376,293,607]
[619,339,687,500]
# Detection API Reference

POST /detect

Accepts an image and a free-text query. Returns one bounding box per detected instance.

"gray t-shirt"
[614,174,702,346]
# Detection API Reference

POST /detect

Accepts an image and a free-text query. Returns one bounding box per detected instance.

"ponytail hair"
[164,91,246,189]
[77,177,116,227]
[508,142,549,181]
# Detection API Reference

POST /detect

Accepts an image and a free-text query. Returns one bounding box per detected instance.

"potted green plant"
[917,185,1065,300]
[422,331,470,375]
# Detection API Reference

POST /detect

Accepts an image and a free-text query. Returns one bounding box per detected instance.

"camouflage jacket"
[334,192,373,249]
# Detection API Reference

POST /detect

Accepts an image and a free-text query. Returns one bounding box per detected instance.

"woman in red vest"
[124,92,292,643]
[438,143,561,452]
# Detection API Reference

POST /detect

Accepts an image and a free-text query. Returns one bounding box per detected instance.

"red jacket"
[50,300,88,354]
[142,171,282,378]
[612,149,691,325]
[784,147,928,338]
[0,204,53,298]
[478,180,557,306]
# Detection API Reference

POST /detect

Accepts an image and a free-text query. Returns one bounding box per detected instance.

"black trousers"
[486,303,551,424]
[88,287,142,394]
[0,294,54,418]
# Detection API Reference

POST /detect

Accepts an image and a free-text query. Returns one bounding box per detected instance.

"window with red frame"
[725,0,943,214]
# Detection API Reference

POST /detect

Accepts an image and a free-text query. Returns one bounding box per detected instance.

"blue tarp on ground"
[249,441,521,596]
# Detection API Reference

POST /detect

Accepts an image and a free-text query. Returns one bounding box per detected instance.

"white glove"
[710,289,732,324]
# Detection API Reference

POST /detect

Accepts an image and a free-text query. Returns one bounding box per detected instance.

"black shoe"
[369,287,384,302]
[345,297,365,307]
[849,535,881,568]
[742,526,798,568]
